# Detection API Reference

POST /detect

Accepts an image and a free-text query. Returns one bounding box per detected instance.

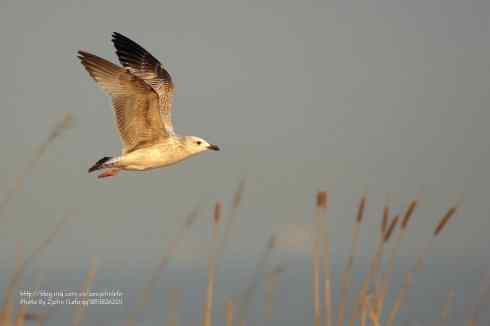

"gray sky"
[0,0,489,276]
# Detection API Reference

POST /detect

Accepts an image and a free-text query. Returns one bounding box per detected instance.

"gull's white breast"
[119,144,190,171]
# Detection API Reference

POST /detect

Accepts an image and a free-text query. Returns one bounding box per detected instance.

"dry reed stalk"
[381,198,390,235]
[468,289,490,326]
[72,258,98,326]
[263,273,276,322]
[478,268,490,299]
[376,199,418,314]
[316,191,332,326]
[385,239,433,326]
[410,204,459,274]
[419,204,459,272]
[337,194,366,326]
[386,204,460,326]
[7,253,46,326]
[359,294,369,326]
[323,280,332,326]
[236,236,276,326]
[264,263,285,322]
[368,295,381,326]
[0,113,74,221]
[466,268,490,326]
[7,255,27,326]
[216,179,246,262]
[349,214,399,326]
[226,301,234,326]
[0,243,24,325]
[166,288,182,326]
[313,240,321,326]
[126,206,200,326]
[20,270,55,326]
[18,268,47,326]
[0,214,70,319]
[14,304,26,326]
[374,196,391,309]
[312,195,323,326]
[203,202,222,326]
[438,289,454,326]
[386,271,413,326]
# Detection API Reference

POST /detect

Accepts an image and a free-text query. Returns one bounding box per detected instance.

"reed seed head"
[357,195,367,223]
[434,206,459,237]
[316,191,328,208]
[401,200,418,230]
[384,215,400,242]
[214,202,223,224]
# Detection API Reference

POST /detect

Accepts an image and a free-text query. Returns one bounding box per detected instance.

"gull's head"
[183,136,220,155]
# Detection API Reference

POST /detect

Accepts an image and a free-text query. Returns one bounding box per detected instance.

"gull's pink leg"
[97,169,120,179]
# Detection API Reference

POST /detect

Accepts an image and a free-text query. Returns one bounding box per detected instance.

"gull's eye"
[196,141,202,145]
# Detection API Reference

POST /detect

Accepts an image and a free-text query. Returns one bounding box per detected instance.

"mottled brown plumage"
[78,51,167,153]
[78,33,219,178]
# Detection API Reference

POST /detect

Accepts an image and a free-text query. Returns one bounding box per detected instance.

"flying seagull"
[78,32,219,178]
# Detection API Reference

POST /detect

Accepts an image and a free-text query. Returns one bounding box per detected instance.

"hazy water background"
[1,0,489,324]
[1,257,487,325]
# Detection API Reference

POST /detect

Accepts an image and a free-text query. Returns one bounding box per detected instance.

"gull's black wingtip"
[77,50,87,59]
[112,32,131,43]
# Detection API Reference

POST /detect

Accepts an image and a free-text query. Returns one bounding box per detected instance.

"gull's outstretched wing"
[78,51,169,153]
[112,32,175,135]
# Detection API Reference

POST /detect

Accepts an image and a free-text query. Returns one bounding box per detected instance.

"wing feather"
[112,32,175,134]
[78,51,168,153]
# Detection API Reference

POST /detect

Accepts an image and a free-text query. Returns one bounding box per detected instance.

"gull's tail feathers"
[88,156,113,173]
